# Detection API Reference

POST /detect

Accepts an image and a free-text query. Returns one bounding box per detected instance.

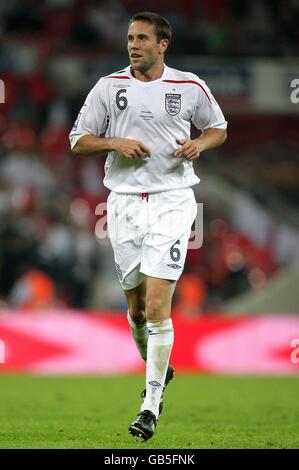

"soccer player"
[69,12,227,441]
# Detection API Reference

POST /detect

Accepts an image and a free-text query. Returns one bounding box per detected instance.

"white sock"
[140,318,174,418]
[127,311,148,361]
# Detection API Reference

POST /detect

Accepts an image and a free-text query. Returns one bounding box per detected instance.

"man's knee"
[146,296,167,322]
[127,296,146,324]
[129,309,146,325]
[125,284,146,324]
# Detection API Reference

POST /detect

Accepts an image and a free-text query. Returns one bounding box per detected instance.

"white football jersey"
[69,65,227,193]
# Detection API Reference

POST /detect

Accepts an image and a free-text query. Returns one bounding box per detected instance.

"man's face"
[127,21,165,73]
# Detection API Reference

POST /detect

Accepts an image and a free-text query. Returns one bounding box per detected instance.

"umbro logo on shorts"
[167,263,182,269]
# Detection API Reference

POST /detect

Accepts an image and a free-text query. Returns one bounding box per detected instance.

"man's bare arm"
[175,128,227,161]
[72,135,151,160]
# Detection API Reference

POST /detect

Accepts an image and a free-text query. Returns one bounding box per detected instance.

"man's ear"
[160,39,169,53]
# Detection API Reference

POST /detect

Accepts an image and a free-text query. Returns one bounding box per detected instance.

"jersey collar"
[126,64,168,85]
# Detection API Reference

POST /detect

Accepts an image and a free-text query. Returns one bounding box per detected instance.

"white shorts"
[107,188,197,290]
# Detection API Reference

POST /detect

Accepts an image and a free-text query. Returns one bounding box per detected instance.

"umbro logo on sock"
[149,380,161,387]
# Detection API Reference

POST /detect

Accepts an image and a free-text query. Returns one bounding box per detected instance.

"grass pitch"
[0,374,298,449]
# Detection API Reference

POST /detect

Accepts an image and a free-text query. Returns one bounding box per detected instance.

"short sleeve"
[69,80,108,149]
[191,80,227,132]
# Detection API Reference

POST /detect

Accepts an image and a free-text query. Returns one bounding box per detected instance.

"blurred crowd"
[0,124,108,309]
[0,0,295,313]
[0,0,298,62]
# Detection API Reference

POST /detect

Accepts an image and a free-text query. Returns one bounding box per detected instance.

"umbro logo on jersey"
[165,93,181,116]
[167,263,182,269]
[72,112,82,131]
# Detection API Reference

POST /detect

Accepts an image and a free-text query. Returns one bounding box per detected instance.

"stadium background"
[0,0,298,449]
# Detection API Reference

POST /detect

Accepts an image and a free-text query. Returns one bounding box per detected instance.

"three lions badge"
[165,93,181,116]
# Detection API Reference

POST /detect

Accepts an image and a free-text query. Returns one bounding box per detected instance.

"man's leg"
[140,276,176,417]
[129,276,176,440]
[125,281,148,361]
[125,278,174,411]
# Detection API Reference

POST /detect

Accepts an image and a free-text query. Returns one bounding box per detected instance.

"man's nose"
[130,38,140,48]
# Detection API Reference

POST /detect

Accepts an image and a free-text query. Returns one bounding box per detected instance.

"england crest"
[165,93,181,116]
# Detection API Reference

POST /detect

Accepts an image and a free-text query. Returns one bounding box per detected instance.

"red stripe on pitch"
[162,79,211,102]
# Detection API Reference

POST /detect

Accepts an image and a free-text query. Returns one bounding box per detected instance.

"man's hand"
[112,137,151,160]
[175,129,227,161]
[175,139,202,161]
